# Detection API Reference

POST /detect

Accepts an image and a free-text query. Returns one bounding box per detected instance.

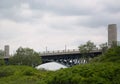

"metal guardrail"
[41,49,78,56]
[41,49,102,56]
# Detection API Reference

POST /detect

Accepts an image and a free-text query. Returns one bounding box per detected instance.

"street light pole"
[65,45,66,52]
[46,46,47,53]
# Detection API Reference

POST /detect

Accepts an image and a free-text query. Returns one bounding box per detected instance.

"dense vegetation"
[0,63,120,84]
[0,66,50,84]
[0,49,4,58]
[0,46,120,84]
[47,63,120,84]
[91,46,120,63]
[9,47,42,67]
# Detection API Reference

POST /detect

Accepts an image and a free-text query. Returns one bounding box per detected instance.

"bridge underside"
[41,52,102,66]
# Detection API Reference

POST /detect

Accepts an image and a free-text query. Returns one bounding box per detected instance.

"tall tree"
[9,47,42,67]
[79,41,96,53]
[78,41,96,63]
[0,50,4,57]
[0,59,5,66]
[0,50,5,66]
[99,42,108,53]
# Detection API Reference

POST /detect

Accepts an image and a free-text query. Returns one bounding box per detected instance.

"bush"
[91,46,120,63]
[0,66,15,77]
[47,63,120,84]
[0,59,5,66]
[0,66,48,84]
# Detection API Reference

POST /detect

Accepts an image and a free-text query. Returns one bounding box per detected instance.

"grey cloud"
[76,14,120,28]
[48,7,93,16]
[105,7,120,13]
[27,0,46,9]
[0,0,35,22]
[0,0,120,28]
[102,0,120,13]
[0,0,92,18]
[49,21,77,30]
[0,0,31,10]
[0,0,21,8]
[0,29,21,40]
[27,0,120,18]
[28,0,94,16]
[0,8,31,22]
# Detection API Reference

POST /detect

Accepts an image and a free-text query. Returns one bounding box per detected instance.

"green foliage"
[0,49,4,57]
[0,66,14,78]
[78,41,96,62]
[91,46,120,63]
[47,63,120,84]
[0,65,50,84]
[0,59,5,66]
[9,47,42,67]
[79,41,96,54]
[0,63,120,84]
[99,42,108,53]
[111,41,118,48]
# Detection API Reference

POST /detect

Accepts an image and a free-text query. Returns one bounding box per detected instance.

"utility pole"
[65,45,66,52]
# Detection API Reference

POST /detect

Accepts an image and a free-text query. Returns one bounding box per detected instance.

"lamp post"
[65,45,66,52]
[46,46,47,53]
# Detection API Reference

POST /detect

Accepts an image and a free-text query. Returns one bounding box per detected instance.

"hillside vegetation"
[47,63,120,84]
[0,46,120,84]
[91,46,120,63]
[0,66,51,84]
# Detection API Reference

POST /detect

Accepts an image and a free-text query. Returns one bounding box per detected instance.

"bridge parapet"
[41,49,102,56]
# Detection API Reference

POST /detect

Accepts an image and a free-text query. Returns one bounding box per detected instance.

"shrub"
[47,63,120,84]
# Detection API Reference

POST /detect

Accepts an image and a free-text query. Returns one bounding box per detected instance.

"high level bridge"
[41,49,102,66]
[2,49,102,66]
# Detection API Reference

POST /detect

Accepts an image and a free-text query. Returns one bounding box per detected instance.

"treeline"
[47,63,120,84]
[0,47,42,67]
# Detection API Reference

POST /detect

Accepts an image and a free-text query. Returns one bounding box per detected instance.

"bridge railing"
[41,49,102,56]
[41,49,79,55]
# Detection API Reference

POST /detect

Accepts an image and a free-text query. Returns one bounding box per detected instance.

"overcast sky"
[0,0,120,54]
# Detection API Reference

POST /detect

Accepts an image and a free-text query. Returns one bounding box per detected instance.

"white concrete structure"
[36,62,67,71]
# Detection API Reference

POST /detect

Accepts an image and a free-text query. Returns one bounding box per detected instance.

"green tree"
[78,41,96,63]
[9,47,42,67]
[111,41,118,48]
[0,50,4,58]
[99,42,108,53]
[0,50,5,66]
[0,59,5,66]
[91,46,120,63]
